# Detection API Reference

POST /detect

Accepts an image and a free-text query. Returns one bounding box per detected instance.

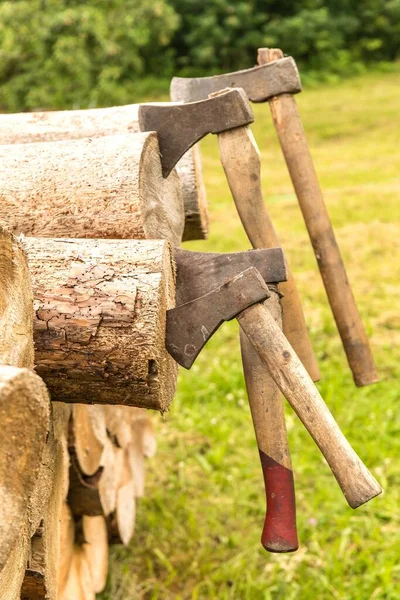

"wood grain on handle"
[258,48,378,388]
[217,126,320,382]
[237,302,382,508]
[240,288,298,552]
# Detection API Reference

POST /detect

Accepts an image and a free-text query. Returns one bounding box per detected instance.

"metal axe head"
[170,56,301,104]
[139,87,253,177]
[166,247,287,368]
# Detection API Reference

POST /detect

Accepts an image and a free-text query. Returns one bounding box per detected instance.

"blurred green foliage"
[1,0,400,110]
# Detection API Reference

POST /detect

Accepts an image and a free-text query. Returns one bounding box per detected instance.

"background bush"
[1,0,400,110]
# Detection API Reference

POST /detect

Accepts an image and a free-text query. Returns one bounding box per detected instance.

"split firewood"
[25,237,177,410]
[0,133,184,244]
[71,405,108,476]
[0,104,208,241]
[0,525,31,600]
[82,516,109,594]
[59,546,95,600]
[57,504,75,598]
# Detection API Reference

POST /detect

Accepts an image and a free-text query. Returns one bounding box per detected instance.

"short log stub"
[0,133,184,245]
[0,104,207,241]
[26,238,177,411]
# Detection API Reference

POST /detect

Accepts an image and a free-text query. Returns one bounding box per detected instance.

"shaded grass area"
[100,71,400,599]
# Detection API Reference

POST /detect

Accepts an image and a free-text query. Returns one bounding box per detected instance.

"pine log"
[25,237,177,410]
[0,133,184,244]
[0,104,208,241]
[21,403,71,600]
[0,366,50,572]
[0,525,31,600]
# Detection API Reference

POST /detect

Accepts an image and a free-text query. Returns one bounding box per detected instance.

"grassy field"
[100,71,400,600]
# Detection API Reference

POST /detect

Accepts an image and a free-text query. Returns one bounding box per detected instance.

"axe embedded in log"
[166,253,382,513]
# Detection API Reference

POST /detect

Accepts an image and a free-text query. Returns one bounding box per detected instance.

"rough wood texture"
[25,237,177,410]
[0,104,207,241]
[0,226,34,368]
[0,525,31,600]
[240,288,298,553]
[0,367,50,573]
[216,123,320,381]
[237,301,382,508]
[57,504,75,598]
[258,48,378,387]
[0,133,184,245]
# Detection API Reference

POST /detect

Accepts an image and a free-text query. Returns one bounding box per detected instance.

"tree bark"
[0,132,184,245]
[24,237,178,410]
[0,104,207,241]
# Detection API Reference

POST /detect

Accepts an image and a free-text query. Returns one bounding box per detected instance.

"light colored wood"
[72,405,107,476]
[82,516,109,594]
[0,102,207,240]
[237,302,382,508]
[0,133,184,245]
[217,124,320,381]
[57,504,75,598]
[0,525,30,600]
[258,47,378,387]
[0,226,34,368]
[25,237,177,410]
[178,145,208,241]
[0,366,50,572]
[60,546,95,600]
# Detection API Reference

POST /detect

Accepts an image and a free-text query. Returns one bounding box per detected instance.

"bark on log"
[0,104,208,241]
[0,133,184,245]
[25,237,177,410]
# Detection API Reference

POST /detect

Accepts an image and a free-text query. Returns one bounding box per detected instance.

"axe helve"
[168,248,299,552]
[166,254,382,511]
[170,50,378,388]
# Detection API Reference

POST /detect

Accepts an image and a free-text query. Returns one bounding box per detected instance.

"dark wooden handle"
[258,48,378,387]
[241,316,298,552]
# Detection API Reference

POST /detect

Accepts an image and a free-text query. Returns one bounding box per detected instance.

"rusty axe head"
[166,248,287,368]
[170,56,301,104]
[139,87,253,177]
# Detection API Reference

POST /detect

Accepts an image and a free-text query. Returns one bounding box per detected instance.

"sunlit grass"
[100,70,400,599]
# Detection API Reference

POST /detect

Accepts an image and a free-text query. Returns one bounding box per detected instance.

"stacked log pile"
[0,102,200,597]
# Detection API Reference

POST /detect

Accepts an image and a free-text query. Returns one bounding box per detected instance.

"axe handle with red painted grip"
[237,302,382,509]
[240,288,298,552]
[258,48,378,388]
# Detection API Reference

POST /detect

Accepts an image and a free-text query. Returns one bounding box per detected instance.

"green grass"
[100,70,400,599]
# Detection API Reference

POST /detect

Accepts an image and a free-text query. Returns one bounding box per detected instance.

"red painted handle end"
[259,450,299,553]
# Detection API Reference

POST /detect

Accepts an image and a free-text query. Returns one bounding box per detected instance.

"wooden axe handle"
[240,289,298,552]
[217,125,320,382]
[258,48,378,388]
[237,302,382,508]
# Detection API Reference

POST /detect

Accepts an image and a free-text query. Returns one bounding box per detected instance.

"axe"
[166,249,382,517]
[140,89,317,551]
[138,88,319,381]
[170,52,378,389]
